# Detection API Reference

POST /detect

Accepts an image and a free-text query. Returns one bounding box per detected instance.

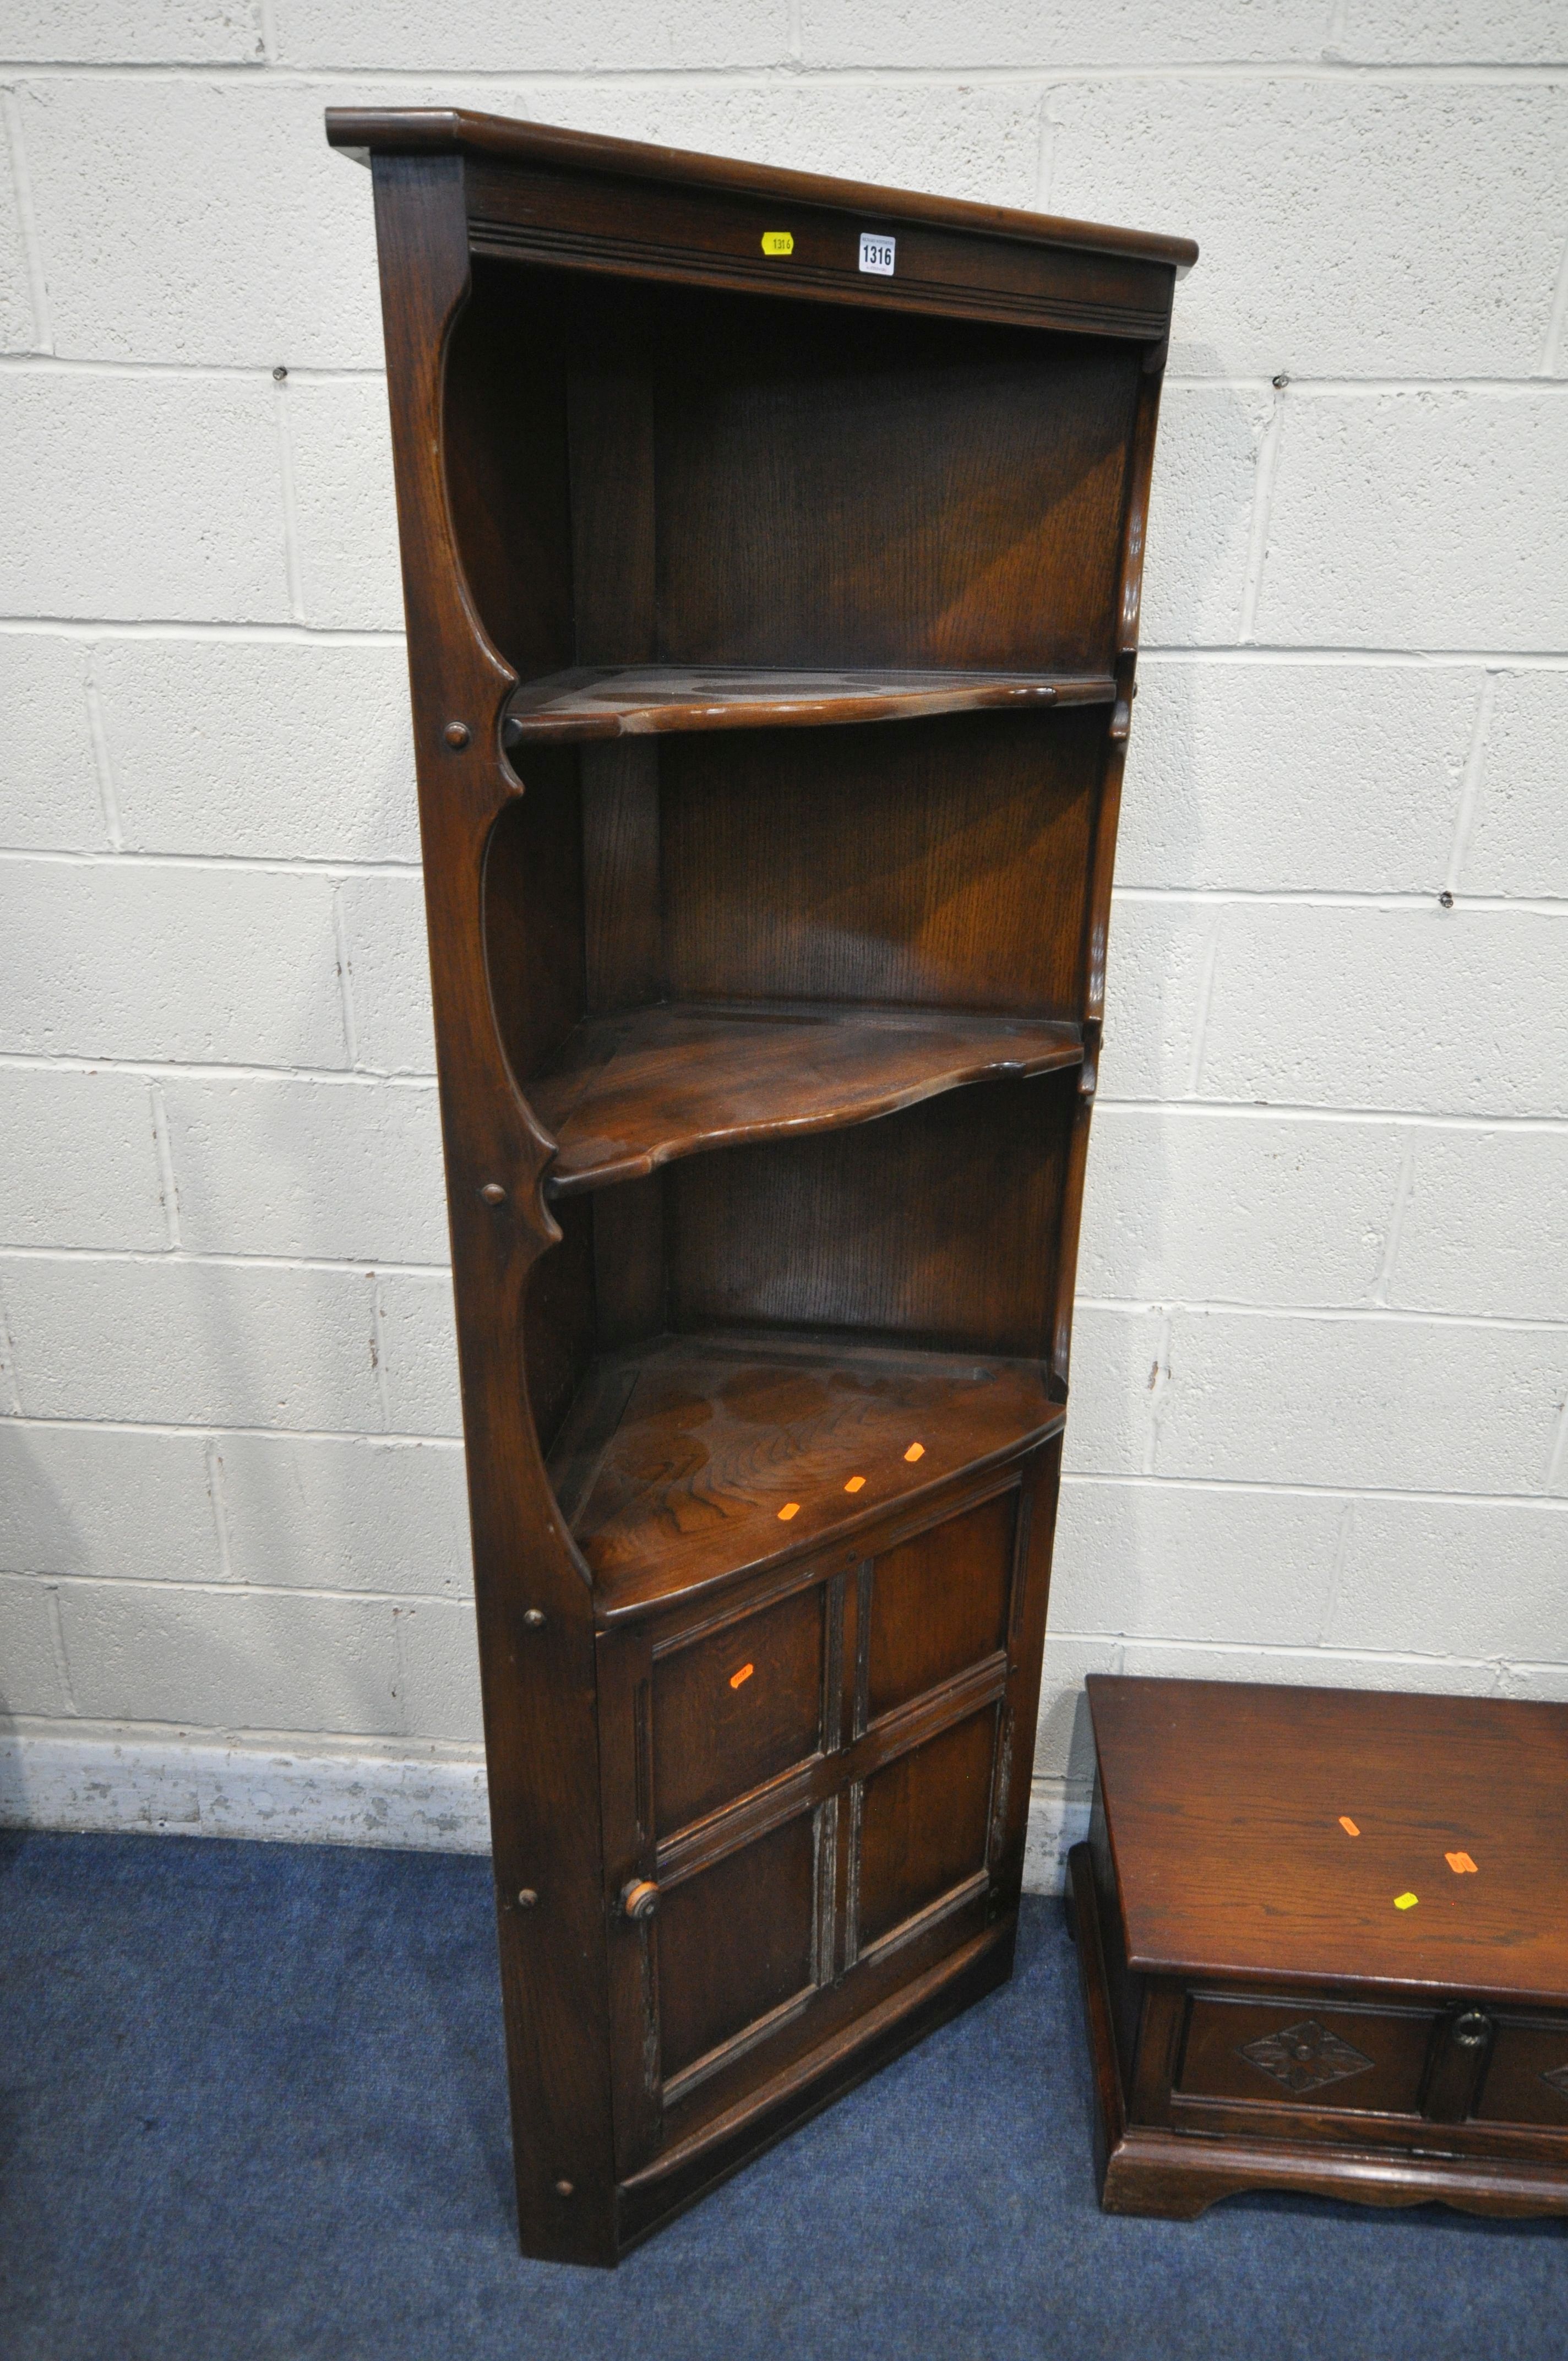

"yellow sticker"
[844,1476,866,1493]
[777,1502,801,1521]
[903,1443,925,1463]
[761,230,794,256]
[1394,1891,1419,1911]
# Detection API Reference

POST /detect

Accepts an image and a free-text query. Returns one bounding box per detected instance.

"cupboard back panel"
[666,1071,1074,1358]
[447,265,1140,679]
[651,303,1139,671]
[482,752,586,1088]
[522,1192,597,1459]
[661,709,1102,1017]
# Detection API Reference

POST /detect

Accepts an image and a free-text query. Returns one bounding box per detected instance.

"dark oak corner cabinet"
[326,105,1195,2265]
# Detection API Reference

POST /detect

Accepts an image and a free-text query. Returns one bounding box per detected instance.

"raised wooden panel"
[1177,1995,1436,2118]
[657,1809,819,2082]
[857,1707,998,1954]
[652,1584,826,1837]
[660,708,1103,1016]
[866,1489,1016,1724]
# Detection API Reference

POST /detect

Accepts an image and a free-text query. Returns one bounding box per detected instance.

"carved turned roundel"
[1238,2019,1376,2096]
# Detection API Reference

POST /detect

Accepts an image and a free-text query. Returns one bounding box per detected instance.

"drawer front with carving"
[1177,1994,1439,2117]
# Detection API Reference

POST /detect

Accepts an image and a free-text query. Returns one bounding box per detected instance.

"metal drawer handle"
[1453,2010,1491,2049]
[620,1878,659,1923]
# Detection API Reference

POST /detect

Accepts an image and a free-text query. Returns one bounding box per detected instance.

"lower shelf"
[546,1328,1062,1620]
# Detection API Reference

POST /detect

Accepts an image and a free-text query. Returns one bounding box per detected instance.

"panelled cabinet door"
[599,1473,1033,2166]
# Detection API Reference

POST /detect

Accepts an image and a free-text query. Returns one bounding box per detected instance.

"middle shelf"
[529,1000,1084,1195]
[502,663,1118,746]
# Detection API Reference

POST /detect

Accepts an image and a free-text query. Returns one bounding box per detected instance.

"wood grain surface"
[337,96,1184,2261]
[548,1328,1060,1618]
[325,105,1199,275]
[531,1000,1084,1193]
[1090,1677,1568,2004]
[503,664,1116,742]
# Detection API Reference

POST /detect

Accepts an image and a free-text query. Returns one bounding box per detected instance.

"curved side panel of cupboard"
[328,106,1195,2265]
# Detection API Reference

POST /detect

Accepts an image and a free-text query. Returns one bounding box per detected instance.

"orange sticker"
[777,1502,800,1521]
[844,1476,865,1493]
[1446,1851,1478,1875]
[1338,1817,1360,1837]
[729,1663,754,1690]
[903,1443,925,1463]
[1394,1891,1419,1911]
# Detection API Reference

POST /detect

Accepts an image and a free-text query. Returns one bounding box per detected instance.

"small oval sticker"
[761,230,794,256]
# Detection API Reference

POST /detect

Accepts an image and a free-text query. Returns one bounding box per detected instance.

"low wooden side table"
[1069,1677,1568,2220]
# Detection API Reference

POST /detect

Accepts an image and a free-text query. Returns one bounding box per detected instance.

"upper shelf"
[501,665,1118,746]
[530,1000,1084,1196]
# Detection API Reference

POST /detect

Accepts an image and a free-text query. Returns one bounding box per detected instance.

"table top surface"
[1089,1677,1568,2005]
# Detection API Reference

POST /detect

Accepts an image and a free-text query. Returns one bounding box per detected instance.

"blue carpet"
[0,1830,1558,2360]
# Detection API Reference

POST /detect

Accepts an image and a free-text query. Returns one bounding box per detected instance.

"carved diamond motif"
[1542,2064,1568,2102]
[1238,2019,1376,2096]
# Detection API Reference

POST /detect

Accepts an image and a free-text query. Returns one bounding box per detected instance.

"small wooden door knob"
[620,1878,659,1923]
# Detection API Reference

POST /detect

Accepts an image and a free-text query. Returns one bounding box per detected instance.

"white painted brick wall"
[95,637,419,862]
[1,6,1564,1869]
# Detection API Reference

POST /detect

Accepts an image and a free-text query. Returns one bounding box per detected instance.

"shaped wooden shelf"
[531,1000,1084,1196]
[549,1328,1065,1622]
[502,664,1118,744]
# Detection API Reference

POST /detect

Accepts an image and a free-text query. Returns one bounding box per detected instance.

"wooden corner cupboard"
[1072,1678,1568,2222]
[325,104,1195,2265]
